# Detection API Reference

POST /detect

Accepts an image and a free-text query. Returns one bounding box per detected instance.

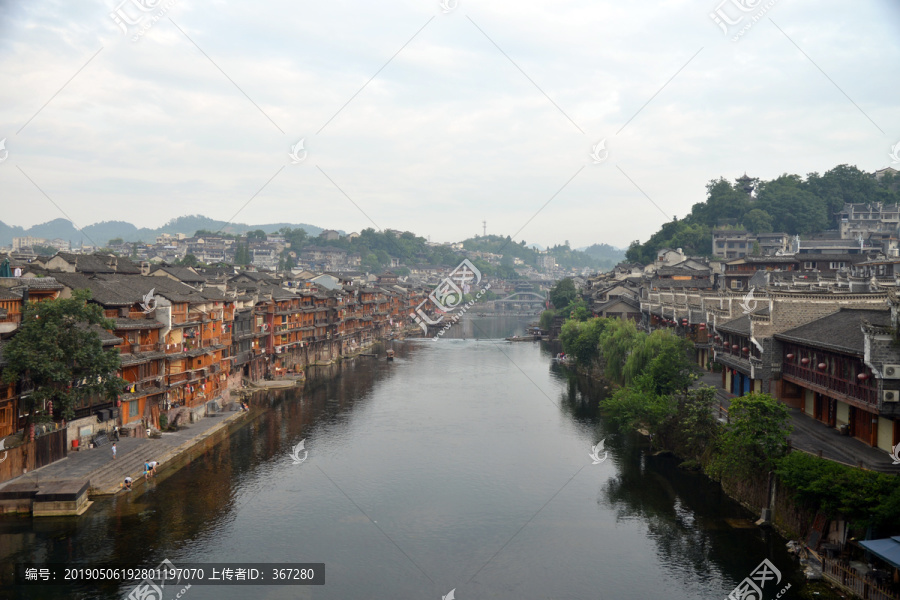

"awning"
[860,536,900,570]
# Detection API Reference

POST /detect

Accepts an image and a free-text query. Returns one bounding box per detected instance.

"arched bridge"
[492,291,547,313]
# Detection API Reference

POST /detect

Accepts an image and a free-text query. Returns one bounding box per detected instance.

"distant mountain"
[580,243,626,264]
[0,215,327,247]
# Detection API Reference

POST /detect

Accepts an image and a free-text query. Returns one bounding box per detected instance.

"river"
[1,316,804,599]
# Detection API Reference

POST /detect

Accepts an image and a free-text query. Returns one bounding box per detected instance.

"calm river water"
[1,317,804,599]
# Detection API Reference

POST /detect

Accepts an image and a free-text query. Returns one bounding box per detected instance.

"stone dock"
[0,404,249,516]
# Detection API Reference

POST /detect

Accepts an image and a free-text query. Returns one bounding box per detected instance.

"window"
[129,400,138,417]
[728,242,735,249]
[730,280,743,290]
[803,262,815,269]
[716,241,725,248]
[829,262,846,269]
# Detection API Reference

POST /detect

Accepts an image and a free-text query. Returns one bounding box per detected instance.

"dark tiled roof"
[154,266,205,283]
[775,309,891,355]
[595,296,640,312]
[114,318,164,330]
[52,272,139,306]
[9,277,63,290]
[228,271,276,283]
[716,315,751,336]
[741,256,799,264]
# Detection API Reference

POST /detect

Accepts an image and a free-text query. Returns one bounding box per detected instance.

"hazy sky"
[0,0,898,249]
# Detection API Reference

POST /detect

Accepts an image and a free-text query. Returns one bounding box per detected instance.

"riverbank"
[0,335,819,600]
[0,403,250,514]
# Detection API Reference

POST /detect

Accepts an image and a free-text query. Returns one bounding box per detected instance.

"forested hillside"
[626,165,900,264]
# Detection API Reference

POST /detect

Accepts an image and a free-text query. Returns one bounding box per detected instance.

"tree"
[247,229,267,240]
[549,278,576,311]
[108,237,124,246]
[32,245,57,256]
[754,175,827,234]
[233,243,251,266]
[742,209,774,233]
[598,318,642,384]
[2,290,125,429]
[175,254,200,267]
[559,317,607,365]
[711,393,792,477]
[622,329,696,394]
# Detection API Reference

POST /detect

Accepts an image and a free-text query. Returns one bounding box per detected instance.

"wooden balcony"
[783,363,877,408]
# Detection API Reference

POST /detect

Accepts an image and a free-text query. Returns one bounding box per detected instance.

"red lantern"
[732,344,739,350]
[818,363,827,370]
[801,357,810,365]
[742,347,749,353]
[857,373,868,380]
[786,353,794,360]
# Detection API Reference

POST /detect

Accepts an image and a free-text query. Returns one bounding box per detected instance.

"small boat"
[386,349,395,361]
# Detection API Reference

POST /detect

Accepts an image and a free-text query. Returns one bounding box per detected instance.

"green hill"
[626,165,900,264]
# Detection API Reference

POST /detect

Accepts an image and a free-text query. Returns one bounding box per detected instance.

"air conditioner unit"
[883,390,899,403]
[884,365,900,378]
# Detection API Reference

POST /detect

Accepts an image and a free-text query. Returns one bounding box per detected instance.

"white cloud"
[0,0,897,249]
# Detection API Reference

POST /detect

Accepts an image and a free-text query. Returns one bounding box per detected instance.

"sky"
[0,0,898,250]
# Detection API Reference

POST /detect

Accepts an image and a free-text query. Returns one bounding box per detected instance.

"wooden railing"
[783,363,877,406]
[823,558,900,600]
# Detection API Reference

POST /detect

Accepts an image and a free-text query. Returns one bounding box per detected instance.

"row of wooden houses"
[0,256,426,445]
[580,251,900,457]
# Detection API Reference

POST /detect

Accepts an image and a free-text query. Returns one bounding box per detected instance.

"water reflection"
[0,329,804,600]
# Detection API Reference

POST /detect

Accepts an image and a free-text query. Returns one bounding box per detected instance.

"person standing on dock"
[111,443,117,460]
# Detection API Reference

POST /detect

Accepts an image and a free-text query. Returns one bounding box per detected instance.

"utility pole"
[482,220,486,237]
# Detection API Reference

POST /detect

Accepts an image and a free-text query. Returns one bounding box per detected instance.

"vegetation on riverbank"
[546,291,900,536]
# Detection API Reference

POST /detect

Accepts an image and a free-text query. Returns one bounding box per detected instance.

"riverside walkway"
[0,406,248,507]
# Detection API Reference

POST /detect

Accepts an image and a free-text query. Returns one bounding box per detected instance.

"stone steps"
[89,439,166,494]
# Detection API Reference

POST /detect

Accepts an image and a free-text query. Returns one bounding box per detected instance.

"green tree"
[711,393,792,477]
[742,209,774,233]
[549,278,576,311]
[598,318,642,384]
[755,175,827,234]
[622,329,696,394]
[32,245,58,256]
[1,290,126,429]
[247,229,267,240]
[233,243,250,266]
[559,317,607,365]
[108,237,124,246]
[175,254,200,267]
